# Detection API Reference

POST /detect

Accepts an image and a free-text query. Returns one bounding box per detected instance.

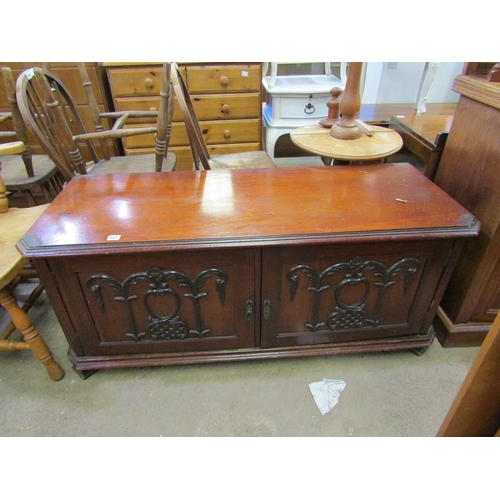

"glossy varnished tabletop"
[18,164,479,258]
[389,115,454,148]
[358,102,457,125]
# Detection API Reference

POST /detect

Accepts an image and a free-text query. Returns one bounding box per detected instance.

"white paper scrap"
[309,379,347,416]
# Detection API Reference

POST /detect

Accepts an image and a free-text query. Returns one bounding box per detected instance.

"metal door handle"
[263,299,271,320]
[245,300,254,322]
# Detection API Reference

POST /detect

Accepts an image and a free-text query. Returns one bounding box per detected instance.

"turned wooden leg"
[330,62,364,140]
[0,286,64,380]
[1,282,44,340]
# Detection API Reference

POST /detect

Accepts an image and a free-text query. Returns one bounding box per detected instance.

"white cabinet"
[262,73,345,159]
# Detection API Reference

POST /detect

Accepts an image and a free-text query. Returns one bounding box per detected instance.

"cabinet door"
[261,241,454,349]
[48,248,257,356]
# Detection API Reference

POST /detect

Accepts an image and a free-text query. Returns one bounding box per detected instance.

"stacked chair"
[14,63,176,183]
[0,68,63,205]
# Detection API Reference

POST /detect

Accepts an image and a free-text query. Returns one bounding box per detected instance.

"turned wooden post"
[0,287,65,380]
[0,166,8,213]
[155,62,173,172]
[77,62,110,160]
[330,62,363,140]
[319,87,342,128]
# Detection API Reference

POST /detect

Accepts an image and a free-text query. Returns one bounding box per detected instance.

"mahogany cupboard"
[104,62,263,170]
[17,164,478,378]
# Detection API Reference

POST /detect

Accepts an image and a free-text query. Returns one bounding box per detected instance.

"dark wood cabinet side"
[433,75,500,346]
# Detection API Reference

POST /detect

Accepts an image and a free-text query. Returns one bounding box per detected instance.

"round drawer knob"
[223,129,231,139]
[149,107,157,112]
[221,104,230,114]
[145,78,154,89]
[220,75,229,87]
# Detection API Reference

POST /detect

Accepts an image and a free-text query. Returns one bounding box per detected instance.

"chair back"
[75,62,174,173]
[16,64,175,180]
[0,141,26,212]
[76,62,112,160]
[16,67,98,181]
[0,67,36,177]
[170,63,211,170]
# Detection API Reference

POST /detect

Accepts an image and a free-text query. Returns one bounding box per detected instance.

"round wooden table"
[290,124,403,164]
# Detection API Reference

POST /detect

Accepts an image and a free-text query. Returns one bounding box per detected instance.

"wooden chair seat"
[87,152,176,175]
[208,151,276,170]
[0,154,62,200]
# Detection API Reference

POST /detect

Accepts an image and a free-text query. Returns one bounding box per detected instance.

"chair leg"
[0,286,64,380]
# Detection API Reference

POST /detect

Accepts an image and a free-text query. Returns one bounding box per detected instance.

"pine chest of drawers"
[104,62,264,170]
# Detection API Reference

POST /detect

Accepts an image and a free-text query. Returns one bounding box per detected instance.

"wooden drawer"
[106,66,187,97]
[191,93,261,119]
[278,94,331,120]
[199,119,261,144]
[114,93,261,121]
[186,64,261,93]
[123,119,261,149]
[206,142,262,155]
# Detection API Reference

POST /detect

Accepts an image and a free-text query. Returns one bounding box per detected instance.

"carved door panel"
[260,240,454,348]
[49,248,257,356]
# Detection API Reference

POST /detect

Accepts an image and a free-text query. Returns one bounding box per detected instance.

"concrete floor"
[0,280,480,437]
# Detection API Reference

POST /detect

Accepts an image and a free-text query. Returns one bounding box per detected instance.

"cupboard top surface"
[18,164,479,257]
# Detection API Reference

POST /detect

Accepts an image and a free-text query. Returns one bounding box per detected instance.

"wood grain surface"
[18,163,479,257]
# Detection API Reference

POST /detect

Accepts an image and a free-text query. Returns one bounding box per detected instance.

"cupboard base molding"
[67,327,435,378]
[434,306,491,347]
